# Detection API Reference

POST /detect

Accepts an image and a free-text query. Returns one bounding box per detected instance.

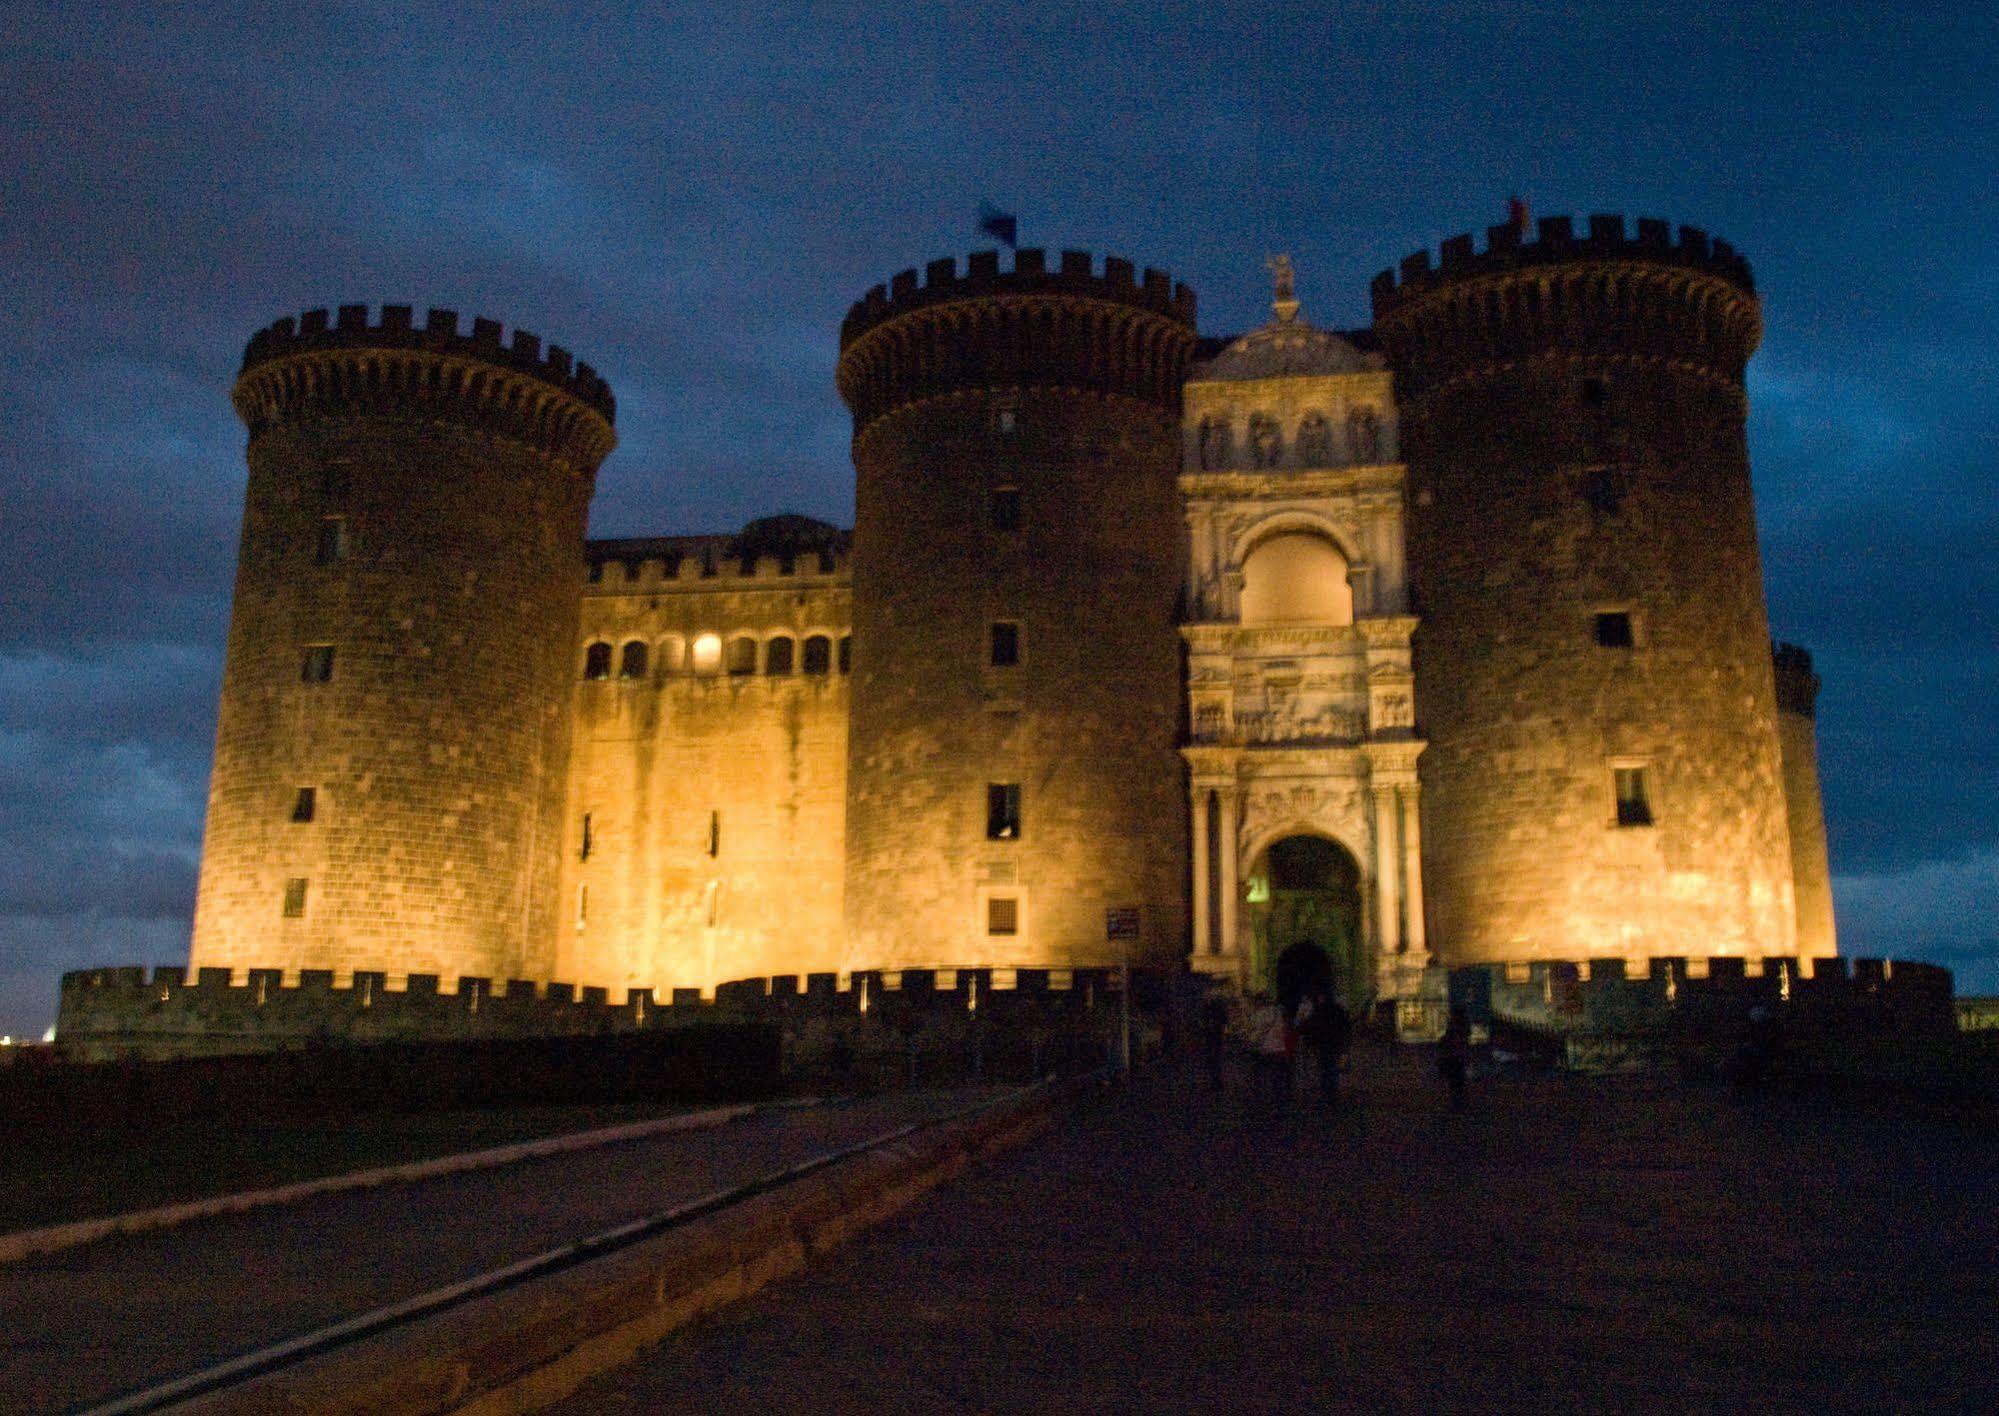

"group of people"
[1196,986,1353,1110]
[1193,987,1476,1113]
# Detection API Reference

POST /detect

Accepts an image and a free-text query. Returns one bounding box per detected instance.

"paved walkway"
[558,1046,1997,1414]
[0,1091,993,1413]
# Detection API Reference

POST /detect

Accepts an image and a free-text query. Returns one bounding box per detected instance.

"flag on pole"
[978,202,1019,249]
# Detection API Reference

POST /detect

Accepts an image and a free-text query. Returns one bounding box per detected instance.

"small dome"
[1193,317,1379,381]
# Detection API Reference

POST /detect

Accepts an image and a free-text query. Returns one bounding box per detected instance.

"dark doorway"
[1246,834,1368,1009]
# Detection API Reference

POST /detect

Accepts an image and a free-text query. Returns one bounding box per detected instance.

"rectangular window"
[987,896,1019,936]
[994,406,1018,435]
[708,809,720,857]
[282,877,308,917]
[315,516,347,565]
[990,486,1021,532]
[291,787,316,823]
[301,644,335,683]
[987,783,1021,840]
[990,620,1019,667]
[1594,612,1634,648]
[1614,766,1653,827]
[580,812,593,861]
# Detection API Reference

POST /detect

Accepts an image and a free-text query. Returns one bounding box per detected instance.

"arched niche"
[1238,531,1354,626]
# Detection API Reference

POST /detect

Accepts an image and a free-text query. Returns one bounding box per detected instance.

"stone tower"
[1773,642,1837,957]
[836,250,1198,970]
[1372,215,1797,964]
[189,305,616,984]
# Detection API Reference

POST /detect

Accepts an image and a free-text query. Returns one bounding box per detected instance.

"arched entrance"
[1245,834,1367,1009]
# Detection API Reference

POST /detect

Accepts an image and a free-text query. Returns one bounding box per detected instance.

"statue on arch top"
[1267,253,1300,323]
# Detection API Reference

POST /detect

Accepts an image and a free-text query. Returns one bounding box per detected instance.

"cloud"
[1835,849,1999,996]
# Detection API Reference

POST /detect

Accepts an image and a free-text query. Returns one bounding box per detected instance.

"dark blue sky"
[2,2,1993,1034]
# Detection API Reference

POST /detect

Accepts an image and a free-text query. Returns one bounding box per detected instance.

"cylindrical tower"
[1372,214,1795,963]
[1773,642,1837,957]
[836,249,1198,969]
[190,304,616,984]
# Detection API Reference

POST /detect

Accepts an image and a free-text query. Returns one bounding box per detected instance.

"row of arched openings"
[584,633,851,681]
[1198,406,1384,471]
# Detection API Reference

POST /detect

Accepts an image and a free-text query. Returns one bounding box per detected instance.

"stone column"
[1217,788,1241,960]
[1372,784,1402,957]
[1400,783,1427,963]
[1191,788,1212,955]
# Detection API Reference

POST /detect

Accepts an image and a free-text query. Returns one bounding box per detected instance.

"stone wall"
[55,964,1135,1066]
[558,536,851,996]
[1374,217,1798,966]
[1774,642,1838,956]
[1452,955,1956,1040]
[838,250,1198,973]
[190,307,614,987]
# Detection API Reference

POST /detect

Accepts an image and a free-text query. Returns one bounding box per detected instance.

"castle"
[85,211,1852,1046]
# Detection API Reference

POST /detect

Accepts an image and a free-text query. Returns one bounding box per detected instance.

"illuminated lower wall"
[554,558,850,996]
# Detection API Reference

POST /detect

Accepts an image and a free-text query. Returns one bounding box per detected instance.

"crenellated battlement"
[836,248,1200,429]
[585,516,854,588]
[55,964,1133,1062]
[841,248,1196,346]
[232,304,617,473]
[1370,214,1754,314]
[1456,955,1956,1046]
[1369,215,1762,399]
[1772,640,1821,718]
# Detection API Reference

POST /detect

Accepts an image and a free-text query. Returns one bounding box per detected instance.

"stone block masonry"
[189,307,615,989]
[72,211,1868,1053]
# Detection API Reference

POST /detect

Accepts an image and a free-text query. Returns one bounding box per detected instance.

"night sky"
[2,3,1993,1035]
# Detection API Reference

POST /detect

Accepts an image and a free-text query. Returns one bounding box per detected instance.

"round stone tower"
[1773,642,1837,957]
[836,249,1198,970]
[1371,215,1796,964]
[189,305,616,985]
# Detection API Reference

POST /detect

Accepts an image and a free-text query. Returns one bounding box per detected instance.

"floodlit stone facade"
[180,214,1837,1025]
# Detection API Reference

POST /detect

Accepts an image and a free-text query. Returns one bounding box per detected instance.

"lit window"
[690,633,722,675]
[291,787,316,823]
[282,877,308,918]
[727,636,757,676]
[990,621,1019,667]
[583,642,612,680]
[988,896,1019,936]
[803,635,832,675]
[301,644,335,684]
[990,486,1021,532]
[766,636,794,674]
[619,640,649,679]
[1614,767,1653,827]
[315,516,347,565]
[987,783,1021,840]
[1595,612,1634,648]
